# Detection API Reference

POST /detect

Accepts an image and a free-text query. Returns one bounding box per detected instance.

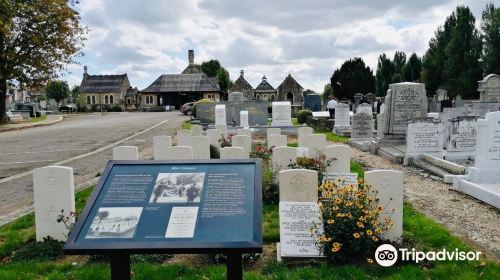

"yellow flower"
[367,258,374,264]
[372,236,379,242]
[346,213,353,219]
[335,198,342,204]
[392,208,396,212]
[353,233,361,239]
[366,229,373,236]
[357,222,365,228]
[327,219,334,224]
[371,221,377,226]
[375,228,383,234]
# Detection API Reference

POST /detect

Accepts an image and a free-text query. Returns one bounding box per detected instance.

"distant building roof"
[125,87,139,97]
[141,73,220,93]
[277,74,303,92]
[230,70,253,92]
[80,74,130,93]
[181,64,202,74]
[255,75,275,91]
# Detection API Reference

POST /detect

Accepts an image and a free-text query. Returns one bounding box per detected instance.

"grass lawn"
[181,120,193,130]
[323,132,349,144]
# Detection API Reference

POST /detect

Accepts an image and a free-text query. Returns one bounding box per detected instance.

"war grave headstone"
[237,129,252,137]
[153,136,173,160]
[113,146,139,160]
[232,135,252,158]
[206,129,222,148]
[304,94,321,111]
[453,111,500,209]
[267,128,281,136]
[33,166,75,241]
[215,104,227,126]
[176,130,192,147]
[272,147,297,172]
[276,169,323,261]
[324,145,351,173]
[272,102,293,126]
[445,116,478,160]
[240,111,249,128]
[192,136,210,159]
[220,147,247,159]
[191,125,203,136]
[164,146,193,160]
[323,172,358,187]
[302,134,326,158]
[215,125,228,138]
[404,118,444,165]
[333,103,351,136]
[64,160,263,280]
[298,126,313,147]
[365,170,403,241]
[268,134,287,148]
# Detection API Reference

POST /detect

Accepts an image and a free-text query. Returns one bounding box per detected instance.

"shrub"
[11,236,64,262]
[314,180,394,264]
[289,154,333,184]
[297,109,312,124]
[219,135,231,148]
[250,142,273,162]
[262,165,279,205]
[131,254,172,264]
[192,98,214,118]
[210,145,220,159]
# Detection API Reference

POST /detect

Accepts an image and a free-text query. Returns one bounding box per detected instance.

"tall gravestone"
[376,103,386,139]
[112,146,139,160]
[383,83,428,137]
[324,145,351,173]
[240,111,249,128]
[445,116,478,160]
[365,170,403,241]
[33,166,75,241]
[298,126,313,147]
[272,101,293,126]
[302,134,326,158]
[356,103,372,115]
[232,135,252,157]
[215,104,227,126]
[333,103,351,135]
[176,129,192,147]
[153,136,173,160]
[192,135,210,159]
[272,147,297,172]
[351,112,373,140]
[405,118,444,164]
[206,129,222,148]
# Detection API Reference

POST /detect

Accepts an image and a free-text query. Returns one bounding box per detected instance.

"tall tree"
[322,83,333,104]
[45,80,70,103]
[393,51,407,77]
[481,3,500,75]
[201,59,231,93]
[442,6,482,99]
[375,53,395,96]
[330,57,375,101]
[422,11,457,95]
[0,0,86,123]
[403,53,422,82]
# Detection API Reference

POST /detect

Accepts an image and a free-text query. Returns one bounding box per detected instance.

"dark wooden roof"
[277,74,303,91]
[79,74,129,93]
[181,64,202,74]
[230,73,253,92]
[141,73,220,93]
[255,75,275,91]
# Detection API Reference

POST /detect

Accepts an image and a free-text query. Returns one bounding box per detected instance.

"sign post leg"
[227,253,243,280]
[110,254,131,280]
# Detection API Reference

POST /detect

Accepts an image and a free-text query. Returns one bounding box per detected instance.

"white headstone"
[272,146,297,171]
[192,135,210,159]
[237,128,252,137]
[206,128,222,148]
[176,129,192,147]
[191,124,203,136]
[232,135,251,157]
[405,118,444,162]
[333,103,351,135]
[278,202,323,258]
[215,124,228,138]
[220,147,247,159]
[365,170,403,241]
[113,146,139,160]
[427,113,439,119]
[324,145,351,173]
[298,126,313,147]
[302,134,326,158]
[297,147,309,157]
[268,134,287,148]
[33,166,75,241]
[356,103,372,115]
[445,116,477,159]
[215,104,227,126]
[279,169,318,202]
[384,83,427,135]
[272,101,293,126]
[323,172,358,187]
[153,136,173,160]
[240,111,249,128]
[164,146,193,160]
[267,128,281,136]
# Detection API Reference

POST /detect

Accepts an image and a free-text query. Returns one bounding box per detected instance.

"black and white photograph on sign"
[149,173,205,203]
[86,207,143,239]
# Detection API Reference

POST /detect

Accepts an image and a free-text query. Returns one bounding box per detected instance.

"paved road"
[0,112,187,224]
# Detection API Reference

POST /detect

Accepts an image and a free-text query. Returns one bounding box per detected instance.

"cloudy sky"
[64,0,491,92]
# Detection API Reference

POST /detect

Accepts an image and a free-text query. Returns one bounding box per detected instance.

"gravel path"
[345,144,500,260]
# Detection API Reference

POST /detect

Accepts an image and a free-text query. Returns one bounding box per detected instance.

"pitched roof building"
[277,74,304,105]
[229,70,254,100]
[254,75,277,101]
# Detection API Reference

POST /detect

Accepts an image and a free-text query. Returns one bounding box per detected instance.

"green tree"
[330,57,375,101]
[403,53,422,82]
[393,51,407,77]
[71,85,80,101]
[442,6,482,99]
[481,3,500,75]
[321,83,334,103]
[375,53,395,96]
[201,59,231,93]
[303,89,315,96]
[0,0,86,123]
[45,80,70,103]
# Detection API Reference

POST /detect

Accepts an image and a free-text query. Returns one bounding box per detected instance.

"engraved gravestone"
[164,146,193,160]
[268,134,287,148]
[333,103,351,135]
[240,111,249,128]
[272,147,297,172]
[232,135,252,157]
[153,136,173,160]
[279,169,318,202]
[220,147,247,159]
[192,136,210,159]
[405,118,444,163]
[446,116,478,159]
[176,130,192,147]
[323,172,358,187]
[302,134,326,158]
[215,104,227,126]
[324,145,351,173]
[272,102,293,126]
[351,112,373,140]
[384,83,427,135]
[298,126,313,147]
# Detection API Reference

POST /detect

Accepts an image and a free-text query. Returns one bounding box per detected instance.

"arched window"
[256,95,260,100]
[264,94,268,100]
[286,92,293,104]
[91,96,96,104]
[86,96,91,104]
[271,95,275,101]
[109,95,114,104]
[104,95,109,104]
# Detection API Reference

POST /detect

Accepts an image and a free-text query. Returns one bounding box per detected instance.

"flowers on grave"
[219,135,232,148]
[288,154,334,184]
[56,209,78,238]
[250,142,273,162]
[312,179,394,264]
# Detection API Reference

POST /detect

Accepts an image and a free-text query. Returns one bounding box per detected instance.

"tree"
[393,51,407,77]
[403,53,422,82]
[0,0,86,123]
[201,59,231,93]
[71,85,80,101]
[375,53,395,96]
[481,3,500,75]
[442,6,482,99]
[322,83,334,104]
[45,80,70,103]
[330,57,375,101]
[303,89,315,96]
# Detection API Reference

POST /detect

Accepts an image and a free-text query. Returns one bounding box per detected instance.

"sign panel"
[64,160,262,254]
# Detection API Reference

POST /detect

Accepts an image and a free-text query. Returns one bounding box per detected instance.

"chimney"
[240,70,244,77]
[262,75,267,82]
[188,50,194,65]
[83,66,88,78]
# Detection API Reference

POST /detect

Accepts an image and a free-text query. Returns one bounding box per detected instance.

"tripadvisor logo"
[374,244,482,267]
